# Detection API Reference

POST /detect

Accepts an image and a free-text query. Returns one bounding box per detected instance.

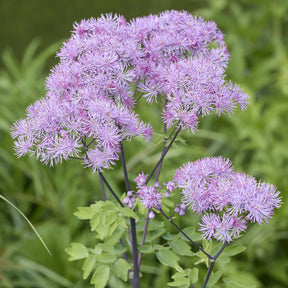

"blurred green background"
[0,0,288,287]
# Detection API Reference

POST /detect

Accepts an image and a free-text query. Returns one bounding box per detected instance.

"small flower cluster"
[173,157,281,242]
[11,10,248,171]
[123,172,175,218]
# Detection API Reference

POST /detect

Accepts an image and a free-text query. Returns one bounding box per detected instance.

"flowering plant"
[11,10,281,288]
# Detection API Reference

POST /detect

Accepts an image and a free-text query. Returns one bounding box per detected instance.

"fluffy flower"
[173,157,281,242]
[11,14,153,172]
[131,10,248,132]
[12,11,248,171]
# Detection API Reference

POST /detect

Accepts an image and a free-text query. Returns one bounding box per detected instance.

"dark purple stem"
[155,119,168,183]
[98,173,124,207]
[98,174,107,201]
[145,126,181,185]
[119,143,139,288]
[137,209,151,267]
[202,241,227,288]
[159,208,213,260]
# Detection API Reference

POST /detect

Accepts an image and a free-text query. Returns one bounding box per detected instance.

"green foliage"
[223,278,257,288]
[155,248,182,271]
[66,243,89,261]
[65,201,133,287]
[90,265,110,288]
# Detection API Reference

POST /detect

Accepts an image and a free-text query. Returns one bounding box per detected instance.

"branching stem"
[159,208,213,260]
[145,126,181,185]
[202,241,227,288]
[98,173,124,207]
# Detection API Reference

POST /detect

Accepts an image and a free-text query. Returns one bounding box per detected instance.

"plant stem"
[98,174,129,262]
[98,173,124,207]
[120,143,140,288]
[202,241,227,288]
[155,118,168,183]
[98,174,107,201]
[202,260,216,288]
[145,126,181,185]
[138,209,151,267]
[159,208,213,260]
[130,218,139,288]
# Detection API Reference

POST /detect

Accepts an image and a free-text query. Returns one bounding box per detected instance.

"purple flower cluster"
[124,172,178,218]
[124,172,162,219]
[131,11,248,131]
[11,14,152,171]
[173,157,281,242]
[11,10,248,171]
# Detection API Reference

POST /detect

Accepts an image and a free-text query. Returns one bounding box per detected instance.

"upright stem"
[98,173,129,262]
[119,143,139,288]
[202,241,227,288]
[145,126,181,185]
[202,260,216,288]
[138,209,151,267]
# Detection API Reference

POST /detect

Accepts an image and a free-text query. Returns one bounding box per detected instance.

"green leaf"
[156,249,182,271]
[92,214,109,240]
[95,253,116,264]
[65,243,89,261]
[139,245,155,254]
[108,220,118,236]
[119,207,138,219]
[105,226,126,245]
[162,232,180,241]
[96,243,114,254]
[189,268,199,283]
[207,271,222,287]
[167,270,193,288]
[105,212,117,225]
[202,239,213,252]
[111,259,131,281]
[180,227,202,242]
[167,277,190,287]
[90,265,110,288]
[90,213,101,231]
[140,244,164,254]
[82,255,97,280]
[215,255,230,264]
[114,244,127,257]
[117,216,128,229]
[146,228,166,242]
[137,219,164,232]
[168,239,194,256]
[221,244,246,257]
[223,278,257,288]
[74,207,95,220]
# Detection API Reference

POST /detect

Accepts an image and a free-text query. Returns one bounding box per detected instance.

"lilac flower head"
[131,10,248,132]
[11,11,248,172]
[11,14,153,172]
[173,157,281,242]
